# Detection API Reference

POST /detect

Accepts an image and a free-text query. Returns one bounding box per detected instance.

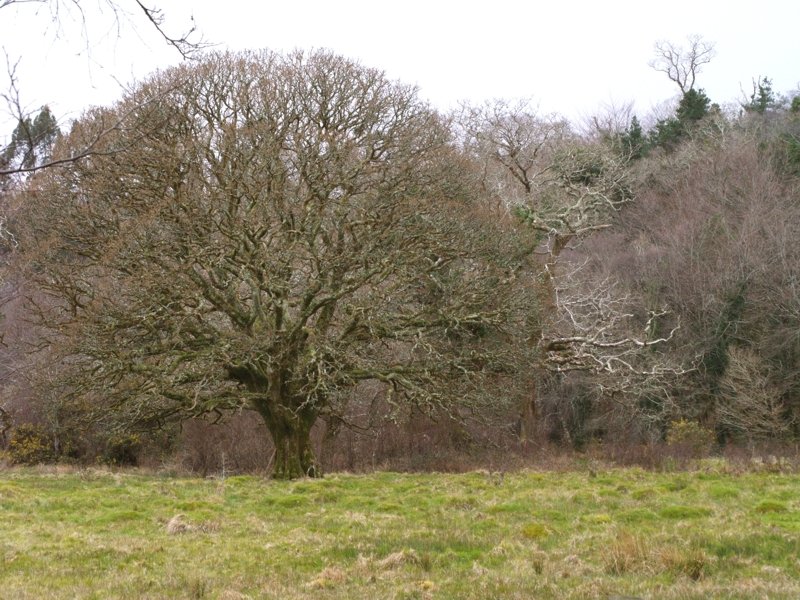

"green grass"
[1,466,799,598]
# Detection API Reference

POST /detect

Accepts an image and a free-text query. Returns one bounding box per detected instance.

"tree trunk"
[256,403,320,480]
[230,365,322,479]
[518,376,537,447]
[269,420,319,479]
[518,238,567,446]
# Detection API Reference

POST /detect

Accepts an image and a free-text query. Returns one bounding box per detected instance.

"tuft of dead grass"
[605,532,712,581]
[604,532,649,575]
[164,514,220,535]
[377,549,420,570]
[166,513,192,535]
[306,566,348,589]
[658,546,710,580]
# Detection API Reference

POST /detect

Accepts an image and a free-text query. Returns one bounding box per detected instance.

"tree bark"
[229,364,321,479]
[268,417,319,479]
[254,399,320,480]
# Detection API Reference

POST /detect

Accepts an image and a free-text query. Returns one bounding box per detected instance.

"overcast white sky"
[1,0,798,136]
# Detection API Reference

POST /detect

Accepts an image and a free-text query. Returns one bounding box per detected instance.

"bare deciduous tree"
[717,346,791,441]
[581,99,635,142]
[542,269,680,376]
[459,99,571,207]
[457,100,680,442]
[459,100,632,259]
[650,35,716,95]
[15,50,535,478]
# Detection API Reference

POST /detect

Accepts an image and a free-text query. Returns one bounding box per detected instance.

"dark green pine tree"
[745,76,775,114]
[649,89,711,151]
[676,88,711,123]
[621,115,646,159]
[2,105,60,172]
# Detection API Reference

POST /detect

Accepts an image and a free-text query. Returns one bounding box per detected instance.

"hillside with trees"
[1,39,798,478]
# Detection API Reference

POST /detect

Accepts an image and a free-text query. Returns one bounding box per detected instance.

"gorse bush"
[665,419,715,457]
[8,424,54,465]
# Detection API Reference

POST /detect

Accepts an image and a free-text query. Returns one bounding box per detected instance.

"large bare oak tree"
[15,50,533,478]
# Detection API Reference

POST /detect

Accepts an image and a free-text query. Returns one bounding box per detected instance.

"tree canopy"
[16,50,534,478]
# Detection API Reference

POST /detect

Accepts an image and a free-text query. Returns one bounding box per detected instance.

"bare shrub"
[177,413,273,476]
[717,346,792,441]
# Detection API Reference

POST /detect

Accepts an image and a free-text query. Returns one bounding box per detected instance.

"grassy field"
[0,464,799,599]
